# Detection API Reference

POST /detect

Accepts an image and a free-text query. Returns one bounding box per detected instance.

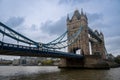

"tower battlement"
[67,9,87,23]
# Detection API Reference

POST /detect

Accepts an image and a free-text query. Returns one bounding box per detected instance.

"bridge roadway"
[0,41,83,59]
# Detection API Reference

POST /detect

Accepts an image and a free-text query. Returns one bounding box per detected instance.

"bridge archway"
[89,42,92,55]
[76,49,81,55]
[72,48,84,55]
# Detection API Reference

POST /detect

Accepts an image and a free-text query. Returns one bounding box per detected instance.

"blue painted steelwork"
[0,21,103,58]
[0,22,84,58]
[0,21,83,50]
[88,27,102,42]
[0,41,83,58]
[46,31,67,44]
[0,22,38,46]
[44,26,83,49]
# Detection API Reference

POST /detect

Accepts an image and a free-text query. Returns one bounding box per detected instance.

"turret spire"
[81,8,84,15]
[72,9,80,20]
[67,14,70,21]
[100,31,104,36]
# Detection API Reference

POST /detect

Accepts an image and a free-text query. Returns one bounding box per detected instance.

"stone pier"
[59,55,110,69]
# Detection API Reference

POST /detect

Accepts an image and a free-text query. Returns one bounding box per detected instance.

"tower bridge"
[0,9,109,69]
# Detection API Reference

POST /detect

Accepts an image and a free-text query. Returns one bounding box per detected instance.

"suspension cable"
[2,27,5,42]
[43,26,83,50]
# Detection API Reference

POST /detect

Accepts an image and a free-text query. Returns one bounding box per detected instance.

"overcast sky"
[0,0,120,59]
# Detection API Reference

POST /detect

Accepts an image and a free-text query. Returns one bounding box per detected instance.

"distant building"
[0,58,12,65]
[12,59,20,65]
[19,56,46,66]
[106,54,115,61]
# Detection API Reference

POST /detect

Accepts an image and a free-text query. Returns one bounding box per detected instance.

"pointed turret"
[100,32,104,37]
[84,13,88,20]
[80,8,88,25]
[71,9,81,20]
[100,32,103,36]
[67,14,70,22]
[81,8,84,15]
[99,31,104,42]
[94,30,99,36]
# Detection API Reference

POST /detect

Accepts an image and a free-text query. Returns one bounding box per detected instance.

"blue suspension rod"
[44,26,83,49]
[0,22,38,46]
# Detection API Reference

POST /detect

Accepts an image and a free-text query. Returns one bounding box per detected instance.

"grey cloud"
[90,19,120,38]
[106,36,120,53]
[86,10,120,38]
[6,17,24,27]
[68,11,103,23]
[0,0,3,3]
[40,17,66,35]
[40,12,103,36]
[87,13,103,23]
[59,0,90,5]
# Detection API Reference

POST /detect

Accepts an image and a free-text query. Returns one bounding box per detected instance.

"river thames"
[0,66,120,80]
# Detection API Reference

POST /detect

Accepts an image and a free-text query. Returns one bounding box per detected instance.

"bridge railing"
[0,41,61,53]
[0,41,39,50]
[0,41,84,58]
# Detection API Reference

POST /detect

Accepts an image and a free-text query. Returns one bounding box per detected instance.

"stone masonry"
[59,9,108,69]
[67,9,106,59]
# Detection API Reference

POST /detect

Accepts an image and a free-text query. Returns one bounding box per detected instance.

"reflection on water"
[0,66,120,80]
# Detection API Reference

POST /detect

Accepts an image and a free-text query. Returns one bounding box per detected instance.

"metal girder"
[0,41,83,59]
[89,37,98,43]
[88,27,102,42]
[44,26,83,50]
[0,22,38,46]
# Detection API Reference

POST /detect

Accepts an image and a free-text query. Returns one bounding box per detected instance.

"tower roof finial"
[67,14,70,21]
[72,9,80,20]
[100,31,103,36]
[81,8,84,15]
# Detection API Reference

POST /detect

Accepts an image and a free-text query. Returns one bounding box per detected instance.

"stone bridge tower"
[91,30,106,59]
[59,9,109,69]
[67,9,90,55]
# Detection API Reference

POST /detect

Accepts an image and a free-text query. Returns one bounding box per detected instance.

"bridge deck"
[0,41,83,59]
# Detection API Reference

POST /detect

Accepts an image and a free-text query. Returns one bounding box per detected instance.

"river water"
[0,66,120,80]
